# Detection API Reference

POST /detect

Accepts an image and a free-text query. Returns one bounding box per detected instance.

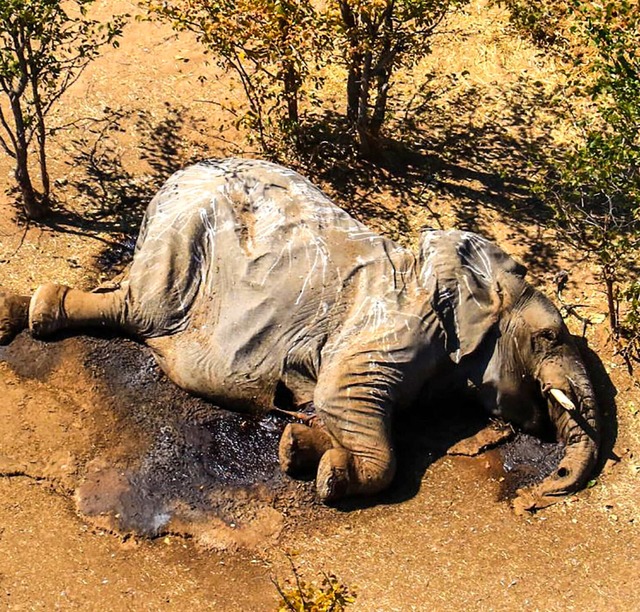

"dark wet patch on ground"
[1,332,321,544]
[496,433,564,498]
[478,432,564,501]
[75,335,321,538]
[1,331,564,542]
[0,332,68,380]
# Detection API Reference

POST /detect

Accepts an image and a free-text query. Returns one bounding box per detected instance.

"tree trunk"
[340,1,361,124]
[603,270,618,335]
[28,41,51,204]
[13,121,46,219]
[370,7,395,138]
[15,152,44,219]
[283,60,299,131]
[370,72,390,136]
[346,60,361,122]
[356,50,375,157]
[33,98,50,203]
[8,84,48,219]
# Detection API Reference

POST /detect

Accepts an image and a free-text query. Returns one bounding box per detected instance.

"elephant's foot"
[278,422,333,477]
[29,283,70,337]
[316,448,352,503]
[0,292,30,345]
[315,444,396,504]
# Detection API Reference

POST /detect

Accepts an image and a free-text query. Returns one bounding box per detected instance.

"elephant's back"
[125,159,382,333]
[122,159,418,407]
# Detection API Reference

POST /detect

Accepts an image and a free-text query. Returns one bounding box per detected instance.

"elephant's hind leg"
[0,292,30,344]
[29,283,130,337]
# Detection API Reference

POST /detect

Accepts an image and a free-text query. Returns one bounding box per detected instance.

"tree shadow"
[297,112,441,246]
[40,105,208,275]
[299,73,564,279]
[384,399,491,505]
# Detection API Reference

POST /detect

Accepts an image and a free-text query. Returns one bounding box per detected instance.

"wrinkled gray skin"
[0,159,599,512]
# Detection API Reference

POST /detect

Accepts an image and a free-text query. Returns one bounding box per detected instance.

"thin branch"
[286,552,308,607]
[270,577,298,612]
[0,107,18,156]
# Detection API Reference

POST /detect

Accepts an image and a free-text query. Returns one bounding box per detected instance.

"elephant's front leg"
[0,291,30,344]
[278,421,333,477]
[312,364,397,503]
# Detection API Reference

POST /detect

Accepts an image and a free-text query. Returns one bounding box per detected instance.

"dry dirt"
[0,1,639,610]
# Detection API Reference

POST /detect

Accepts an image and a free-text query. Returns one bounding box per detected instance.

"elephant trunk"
[513,350,600,513]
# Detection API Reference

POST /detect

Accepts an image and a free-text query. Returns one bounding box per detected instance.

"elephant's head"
[418,230,600,512]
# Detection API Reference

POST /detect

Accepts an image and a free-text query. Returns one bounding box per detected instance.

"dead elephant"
[0,159,600,512]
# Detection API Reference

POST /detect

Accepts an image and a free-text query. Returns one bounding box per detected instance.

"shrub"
[143,0,326,153]
[0,0,126,219]
[273,559,357,612]
[509,0,639,361]
[326,0,467,156]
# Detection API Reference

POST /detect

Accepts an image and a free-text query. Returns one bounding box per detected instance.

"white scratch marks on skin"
[296,232,329,306]
[199,206,217,290]
[513,336,524,366]
[460,271,483,309]
[461,234,494,284]
[260,239,295,285]
[346,287,422,361]
[346,226,379,242]
[252,195,287,241]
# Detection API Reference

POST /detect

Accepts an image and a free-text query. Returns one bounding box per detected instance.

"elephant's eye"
[540,329,557,341]
[533,328,559,350]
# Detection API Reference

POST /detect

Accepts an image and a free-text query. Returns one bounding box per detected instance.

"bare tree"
[0,0,126,219]
[329,0,465,156]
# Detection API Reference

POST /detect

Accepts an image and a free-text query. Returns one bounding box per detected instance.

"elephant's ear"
[418,230,527,363]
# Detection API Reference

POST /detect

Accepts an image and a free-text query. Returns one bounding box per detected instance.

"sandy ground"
[0,1,638,610]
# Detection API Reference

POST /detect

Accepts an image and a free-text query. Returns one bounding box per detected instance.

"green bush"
[622,280,640,363]
[510,0,639,360]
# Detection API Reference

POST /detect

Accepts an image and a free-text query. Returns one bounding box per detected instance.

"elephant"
[0,158,600,512]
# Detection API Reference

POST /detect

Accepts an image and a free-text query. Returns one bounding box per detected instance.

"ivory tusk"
[549,388,577,412]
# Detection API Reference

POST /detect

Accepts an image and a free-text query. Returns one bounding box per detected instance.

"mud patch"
[491,433,564,499]
[1,333,320,549]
